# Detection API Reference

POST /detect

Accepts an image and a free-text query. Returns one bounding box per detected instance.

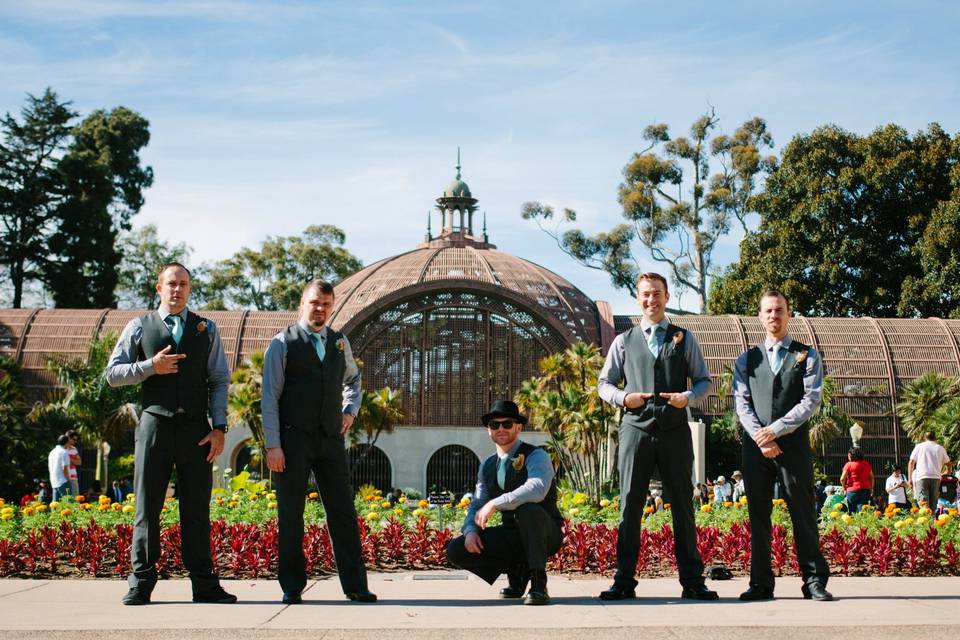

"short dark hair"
[637,272,669,293]
[66,430,79,440]
[848,447,864,461]
[893,465,902,472]
[157,261,191,283]
[302,279,335,299]
[925,431,937,441]
[759,289,790,309]
[57,435,69,446]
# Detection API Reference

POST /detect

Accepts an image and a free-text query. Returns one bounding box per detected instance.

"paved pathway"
[1,572,957,639]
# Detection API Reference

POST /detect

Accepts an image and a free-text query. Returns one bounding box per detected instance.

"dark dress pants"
[129,412,219,595]
[446,503,564,584]
[742,439,829,591]
[614,424,705,589]
[276,427,368,596]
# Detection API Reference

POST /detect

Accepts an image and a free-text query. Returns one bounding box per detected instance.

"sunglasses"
[486,419,516,430]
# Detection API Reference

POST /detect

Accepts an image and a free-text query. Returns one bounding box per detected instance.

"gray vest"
[277,325,347,438]
[480,441,564,528]
[743,340,811,452]
[137,311,210,418]
[620,324,690,433]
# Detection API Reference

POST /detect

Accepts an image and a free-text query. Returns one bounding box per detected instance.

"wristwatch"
[212,424,227,433]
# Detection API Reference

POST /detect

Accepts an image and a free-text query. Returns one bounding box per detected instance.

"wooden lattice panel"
[0,308,37,362]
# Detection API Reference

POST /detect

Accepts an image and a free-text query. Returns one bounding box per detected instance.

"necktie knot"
[165,315,183,345]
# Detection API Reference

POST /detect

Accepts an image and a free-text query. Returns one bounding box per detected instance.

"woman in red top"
[840,447,874,513]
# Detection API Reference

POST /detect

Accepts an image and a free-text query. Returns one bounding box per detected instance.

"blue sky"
[2,1,958,313]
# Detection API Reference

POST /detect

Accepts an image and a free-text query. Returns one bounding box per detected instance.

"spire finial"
[483,211,488,242]
[426,210,432,241]
[456,147,461,179]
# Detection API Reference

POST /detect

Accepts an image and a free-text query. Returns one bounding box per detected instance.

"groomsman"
[597,272,717,601]
[733,290,832,601]
[446,400,564,605]
[106,262,235,606]
[262,279,375,605]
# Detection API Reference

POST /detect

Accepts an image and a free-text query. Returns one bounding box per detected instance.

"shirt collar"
[639,317,669,333]
[764,334,793,351]
[298,320,327,340]
[497,439,523,460]
[158,307,188,322]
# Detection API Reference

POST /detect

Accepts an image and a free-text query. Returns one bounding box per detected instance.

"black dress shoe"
[523,570,550,606]
[598,584,636,600]
[346,590,378,603]
[802,582,834,601]
[681,584,719,601]
[192,586,238,604]
[282,592,303,605]
[739,586,775,601]
[121,588,151,606]
[500,568,530,599]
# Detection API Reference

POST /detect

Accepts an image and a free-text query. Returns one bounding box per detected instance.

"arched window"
[426,444,480,496]
[350,290,568,426]
[233,440,264,481]
[347,444,392,493]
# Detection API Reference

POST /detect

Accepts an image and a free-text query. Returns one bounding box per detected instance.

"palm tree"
[514,341,614,502]
[896,371,960,443]
[228,351,265,477]
[349,386,404,473]
[928,396,960,463]
[35,332,141,485]
[808,376,850,453]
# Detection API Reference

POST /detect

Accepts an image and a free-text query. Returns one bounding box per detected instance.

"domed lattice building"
[2,158,957,495]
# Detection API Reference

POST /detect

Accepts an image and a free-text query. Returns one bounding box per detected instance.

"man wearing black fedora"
[445,400,564,605]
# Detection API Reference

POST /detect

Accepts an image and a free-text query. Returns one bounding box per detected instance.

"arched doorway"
[347,444,392,492]
[426,444,480,496]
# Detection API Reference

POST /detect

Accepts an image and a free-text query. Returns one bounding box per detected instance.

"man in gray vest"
[106,262,235,606]
[597,272,716,600]
[446,400,564,605]
[262,279,375,605]
[733,290,832,601]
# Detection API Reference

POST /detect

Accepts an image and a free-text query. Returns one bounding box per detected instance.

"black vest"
[480,441,564,527]
[743,340,812,452]
[137,311,210,418]
[277,324,347,437]
[620,324,691,432]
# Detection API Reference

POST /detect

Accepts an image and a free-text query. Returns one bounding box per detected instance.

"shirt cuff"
[615,390,628,407]
[769,420,786,436]
[490,495,509,509]
[141,358,155,377]
[264,431,282,449]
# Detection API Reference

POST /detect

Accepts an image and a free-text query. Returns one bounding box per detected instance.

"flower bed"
[1,491,958,578]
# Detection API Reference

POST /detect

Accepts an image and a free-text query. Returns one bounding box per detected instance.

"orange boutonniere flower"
[336,338,345,352]
[196,320,208,334]
[795,351,808,365]
[673,331,683,345]
[511,453,526,471]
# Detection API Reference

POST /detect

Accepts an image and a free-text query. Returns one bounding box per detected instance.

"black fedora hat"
[481,400,527,426]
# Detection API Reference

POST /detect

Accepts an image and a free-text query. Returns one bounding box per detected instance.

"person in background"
[48,435,71,501]
[841,447,874,513]
[822,486,844,512]
[732,470,746,503]
[885,465,910,511]
[37,479,51,504]
[713,476,732,504]
[109,480,125,504]
[908,432,951,510]
[65,430,82,498]
[814,480,826,512]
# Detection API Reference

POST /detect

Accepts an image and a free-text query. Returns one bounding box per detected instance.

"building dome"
[442,177,472,198]
[330,244,600,345]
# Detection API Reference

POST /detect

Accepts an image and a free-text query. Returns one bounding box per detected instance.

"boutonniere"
[336,338,345,352]
[511,453,526,471]
[795,350,808,364]
[196,320,208,334]
[673,331,683,345]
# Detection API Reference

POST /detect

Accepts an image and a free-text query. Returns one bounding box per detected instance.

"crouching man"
[446,400,564,605]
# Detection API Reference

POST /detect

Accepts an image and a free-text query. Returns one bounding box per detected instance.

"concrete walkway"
[1,572,957,639]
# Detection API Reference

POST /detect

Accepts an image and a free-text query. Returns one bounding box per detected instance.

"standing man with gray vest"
[445,400,564,605]
[733,290,832,601]
[597,272,716,601]
[262,279,375,605]
[106,262,235,606]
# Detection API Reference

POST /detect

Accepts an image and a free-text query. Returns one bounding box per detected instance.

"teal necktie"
[497,456,509,489]
[310,332,326,362]
[164,315,183,345]
[770,344,786,374]
[647,326,663,356]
